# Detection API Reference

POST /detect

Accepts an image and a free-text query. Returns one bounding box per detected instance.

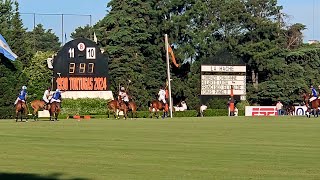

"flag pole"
[165,34,173,118]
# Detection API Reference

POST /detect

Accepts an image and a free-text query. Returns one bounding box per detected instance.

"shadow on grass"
[0,172,89,180]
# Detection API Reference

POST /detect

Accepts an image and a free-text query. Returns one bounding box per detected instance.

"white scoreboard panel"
[201,65,246,96]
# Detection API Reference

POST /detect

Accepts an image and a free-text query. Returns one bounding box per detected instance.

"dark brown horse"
[15,100,28,122]
[302,93,319,118]
[149,100,168,118]
[49,101,60,121]
[107,100,128,119]
[285,104,295,116]
[30,100,49,120]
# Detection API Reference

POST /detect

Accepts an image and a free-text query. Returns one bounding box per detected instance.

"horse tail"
[30,101,35,110]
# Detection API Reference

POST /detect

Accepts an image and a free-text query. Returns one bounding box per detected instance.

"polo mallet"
[125,79,131,92]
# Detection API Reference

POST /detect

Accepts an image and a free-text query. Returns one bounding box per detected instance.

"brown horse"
[302,93,319,118]
[49,101,60,121]
[30,100,49,120]
[107,100,128,119]
[149,100,167,118]
[15,100,28,122]
[128,101,137,119]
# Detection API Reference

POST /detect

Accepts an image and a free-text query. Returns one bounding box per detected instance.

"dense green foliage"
[23,51,54,100]
[1,117,320,179]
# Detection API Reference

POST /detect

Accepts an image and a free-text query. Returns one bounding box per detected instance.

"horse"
[15,100,28,122]
[148,100,168,118]
[49,101,60,121]
[107,100,128,119]
[127,101,137,119]
[285,104,295,116]
[302,92,319,118]
[30,100,49,120]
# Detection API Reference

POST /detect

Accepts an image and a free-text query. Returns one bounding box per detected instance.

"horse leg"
[49,111,52,121]
[113,110,117,119]
[15,111,18,122]
[24,108,28,122]
[53,112,56,122]
[162,110,165,119]
[124,110,127,120]
[131,110,134,120]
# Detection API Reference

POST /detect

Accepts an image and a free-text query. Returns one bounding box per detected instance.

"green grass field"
[0,116,319,180]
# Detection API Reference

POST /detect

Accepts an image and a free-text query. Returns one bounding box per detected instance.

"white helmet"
[120,87,125,91]
[56,89,60,92]
[22,86,27,90]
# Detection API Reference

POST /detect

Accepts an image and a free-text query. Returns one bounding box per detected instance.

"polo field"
[0,116,319,179]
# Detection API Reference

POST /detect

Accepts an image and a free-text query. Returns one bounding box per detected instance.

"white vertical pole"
[165,34,173,118]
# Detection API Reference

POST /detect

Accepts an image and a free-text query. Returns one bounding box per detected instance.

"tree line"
[1,0,319,116]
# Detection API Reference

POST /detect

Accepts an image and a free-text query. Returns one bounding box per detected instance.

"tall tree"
[26,24,61,52]
[71,25,93,40]
[95,0,165,109]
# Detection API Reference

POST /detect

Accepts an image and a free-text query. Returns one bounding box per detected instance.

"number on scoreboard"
[86,47,96,59]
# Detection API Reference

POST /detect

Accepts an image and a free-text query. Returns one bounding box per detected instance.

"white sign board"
[38,110,50,118]
[245,106,311,116]
[294,106,308,116]
[201,75,246,95]
[245,106,278,116]
[201,65,246,72]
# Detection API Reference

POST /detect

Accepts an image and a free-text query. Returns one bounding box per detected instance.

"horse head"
[301,92,310,103]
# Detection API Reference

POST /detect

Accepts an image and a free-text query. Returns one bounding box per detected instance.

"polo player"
[158,86,166,106]
[14,86,27,106]
[50,89,62,104]
[310,85,318,102]
[42,87,52,109]
[118,86,129,107]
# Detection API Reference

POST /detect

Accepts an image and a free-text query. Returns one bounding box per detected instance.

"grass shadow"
[0,172,89,180]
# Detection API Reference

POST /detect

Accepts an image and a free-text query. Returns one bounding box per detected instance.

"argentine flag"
[0,34,18,61]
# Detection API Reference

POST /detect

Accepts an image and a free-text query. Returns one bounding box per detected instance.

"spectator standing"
[276,100,284,116]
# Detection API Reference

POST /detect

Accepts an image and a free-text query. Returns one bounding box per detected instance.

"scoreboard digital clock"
[52,38,110,91]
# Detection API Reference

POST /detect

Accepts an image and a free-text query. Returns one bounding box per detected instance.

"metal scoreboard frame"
[201,64,246,100]
[51,38,113,99]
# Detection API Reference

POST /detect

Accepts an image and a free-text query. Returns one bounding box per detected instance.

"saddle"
[17,100,25,104]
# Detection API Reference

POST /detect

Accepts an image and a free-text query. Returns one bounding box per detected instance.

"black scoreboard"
[52,38,109,91]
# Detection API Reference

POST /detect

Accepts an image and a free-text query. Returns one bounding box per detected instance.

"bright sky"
[17,0,109,44]
[17,0,319,43]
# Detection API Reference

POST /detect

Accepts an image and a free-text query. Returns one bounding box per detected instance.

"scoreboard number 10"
[86,47,96,59]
